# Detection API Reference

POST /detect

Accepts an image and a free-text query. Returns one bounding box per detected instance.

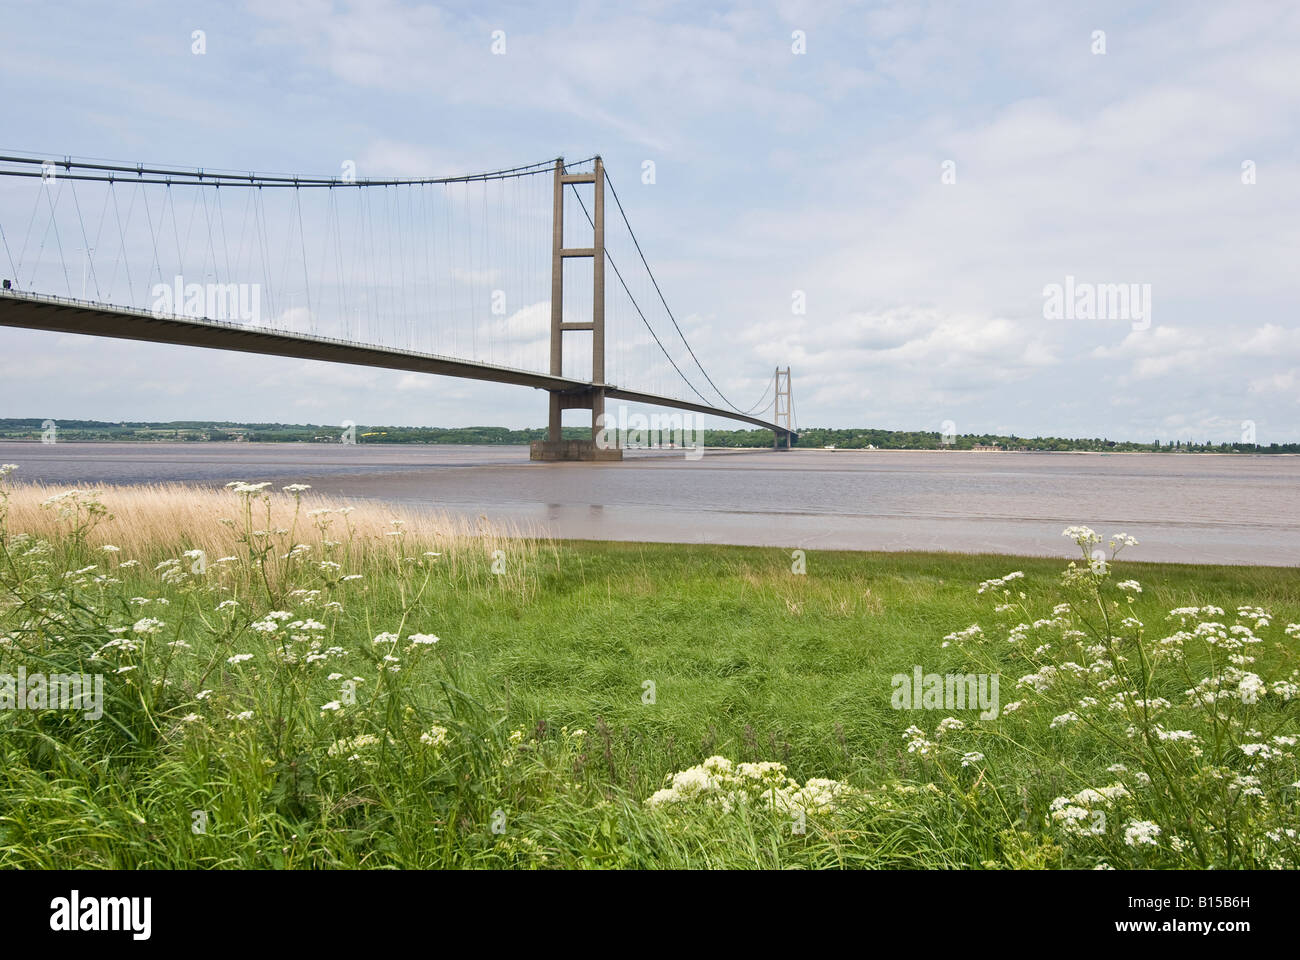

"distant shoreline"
[2,418,1295,454]
[1,438,1295,457]
[802,447,1300,457]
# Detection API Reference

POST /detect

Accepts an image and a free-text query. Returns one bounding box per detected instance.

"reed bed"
[3,480,547,589]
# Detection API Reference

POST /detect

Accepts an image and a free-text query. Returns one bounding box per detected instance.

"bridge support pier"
[530,156,622,462]
[531,437,622,461]
[772,365,793,450]
[531,386,621,460]
[531,389,621,460]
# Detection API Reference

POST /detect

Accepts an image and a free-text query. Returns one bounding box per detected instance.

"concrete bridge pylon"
[529,157,621,461]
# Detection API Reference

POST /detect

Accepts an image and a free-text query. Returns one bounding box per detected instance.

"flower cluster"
[937,525,1300,868]
[645,756,856,815]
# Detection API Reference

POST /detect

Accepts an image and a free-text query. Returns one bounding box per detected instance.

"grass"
[0,477,1297,869]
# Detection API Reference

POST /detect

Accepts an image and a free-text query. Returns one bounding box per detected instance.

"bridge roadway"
[0,289,797,440]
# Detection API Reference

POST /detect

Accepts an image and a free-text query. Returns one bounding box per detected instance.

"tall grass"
[3,480,543,581]
[0,471,1295,868]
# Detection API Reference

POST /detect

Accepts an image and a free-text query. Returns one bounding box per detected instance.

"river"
[2,442,1297,565]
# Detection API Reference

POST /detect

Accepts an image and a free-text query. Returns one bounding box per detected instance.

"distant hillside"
[0,419,1294,452]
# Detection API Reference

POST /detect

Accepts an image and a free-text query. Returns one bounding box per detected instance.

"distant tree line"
[790,427,1300,454]
[0,419,1296,452]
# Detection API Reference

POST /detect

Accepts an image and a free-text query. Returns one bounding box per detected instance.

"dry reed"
[2,481,548,574]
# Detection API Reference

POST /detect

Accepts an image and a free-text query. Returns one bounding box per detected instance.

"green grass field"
[1,476,1296,868]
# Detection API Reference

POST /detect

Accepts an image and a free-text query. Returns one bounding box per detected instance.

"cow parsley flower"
[902,725,937,756]
[1123,820,1161,847]
[420,725,450,748]
[935,717,965,737]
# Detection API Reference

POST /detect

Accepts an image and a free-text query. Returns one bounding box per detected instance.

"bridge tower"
[530,157,622,461]
[773,366,793,449]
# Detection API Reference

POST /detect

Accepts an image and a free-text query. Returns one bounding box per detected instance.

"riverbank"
[3,445,1297,565]
[1,479,1296,868]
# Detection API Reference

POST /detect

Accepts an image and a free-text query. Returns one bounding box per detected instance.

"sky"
[0,0,1297,443]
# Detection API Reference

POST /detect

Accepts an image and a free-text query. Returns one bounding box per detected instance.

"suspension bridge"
[0,152,797,460]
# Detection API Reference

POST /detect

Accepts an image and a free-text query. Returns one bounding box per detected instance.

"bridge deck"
[0,290,796,438]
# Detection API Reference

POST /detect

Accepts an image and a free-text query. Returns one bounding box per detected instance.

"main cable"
[603,168,772,417]
[565,180,715,406]
[0,153,596,189]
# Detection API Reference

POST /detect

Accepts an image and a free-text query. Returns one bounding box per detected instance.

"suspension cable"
[0,153,595,189]
[565,181,716,406]
[603,168,772,416]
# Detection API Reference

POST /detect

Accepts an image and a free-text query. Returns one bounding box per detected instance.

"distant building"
[972,443,1003,452]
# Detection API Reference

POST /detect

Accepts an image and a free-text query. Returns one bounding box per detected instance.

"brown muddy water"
[1,442,1297,565]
